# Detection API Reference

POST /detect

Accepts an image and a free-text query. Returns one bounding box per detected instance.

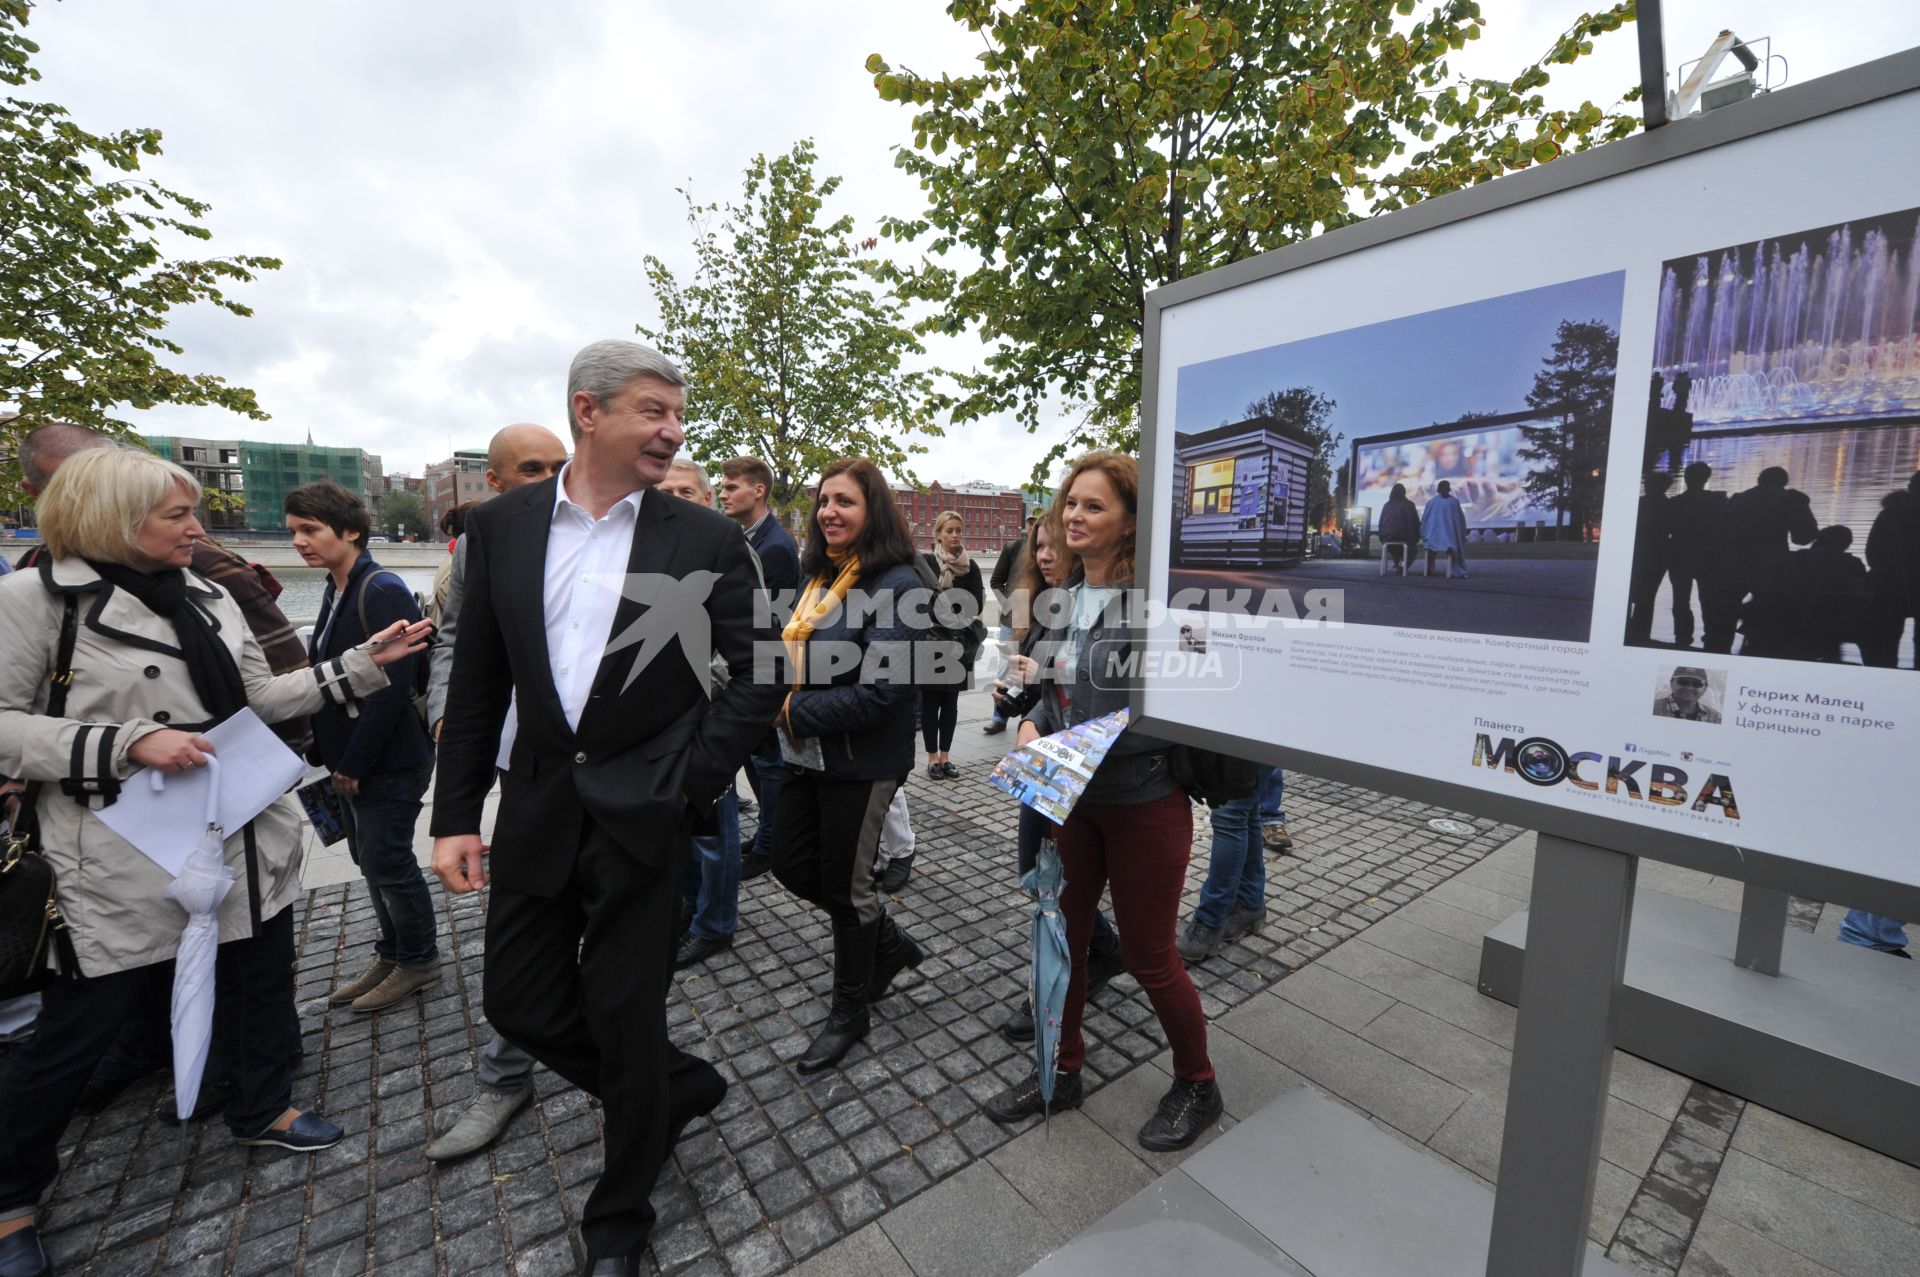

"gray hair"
[566,340,687,441]
[20,421,111,491]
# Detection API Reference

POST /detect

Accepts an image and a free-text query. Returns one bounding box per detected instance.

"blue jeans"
[1257,766,1287,826]
[683,788,741,940]
[745,744,785,861]
[1838,910,1910,954]
[1195,783,1266,930]
[341,762,439,965]
[1017,804,1118,960]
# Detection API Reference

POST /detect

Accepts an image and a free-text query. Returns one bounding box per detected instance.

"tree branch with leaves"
[868,0,1638,481]
[638,140,936,514]
[0,0,281,506]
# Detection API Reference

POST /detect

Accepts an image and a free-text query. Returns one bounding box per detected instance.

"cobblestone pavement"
[37,700,1521,1275]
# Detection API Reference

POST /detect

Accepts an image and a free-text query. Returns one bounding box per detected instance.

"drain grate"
[1427,818,1477,837]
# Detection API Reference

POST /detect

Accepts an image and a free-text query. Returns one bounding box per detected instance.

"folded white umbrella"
[160,757,237,1122]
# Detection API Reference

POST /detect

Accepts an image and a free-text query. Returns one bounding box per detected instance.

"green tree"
[868,0,1636,474]
[638,140,935,514]
[1235,387,1341,530]
[378,489,426,540]
[0,1,282,506]
[1520,318,1618,539]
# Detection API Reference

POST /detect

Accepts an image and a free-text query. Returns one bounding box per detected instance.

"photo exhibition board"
[1139,78,1920,891]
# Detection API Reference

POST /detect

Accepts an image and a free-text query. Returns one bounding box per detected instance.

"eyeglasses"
[1672,677,1707,689]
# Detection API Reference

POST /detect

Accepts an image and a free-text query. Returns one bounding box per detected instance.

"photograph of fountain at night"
[1624,205,1920,669]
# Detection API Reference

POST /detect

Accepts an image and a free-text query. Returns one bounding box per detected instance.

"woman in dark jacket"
[285,481,441,1015]
[1377,482,1420,575]
[773,458,930,1073]
[984,451,1222,1152]
[919,510,984,779]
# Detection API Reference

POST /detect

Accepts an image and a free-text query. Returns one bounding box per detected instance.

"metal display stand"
[1485,837,1638,1277]
[1125,12,1920,1273]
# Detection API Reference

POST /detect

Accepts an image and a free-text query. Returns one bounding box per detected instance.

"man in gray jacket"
[422,422,568,1161]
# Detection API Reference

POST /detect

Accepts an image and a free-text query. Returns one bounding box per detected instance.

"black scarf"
[89,560,249,725]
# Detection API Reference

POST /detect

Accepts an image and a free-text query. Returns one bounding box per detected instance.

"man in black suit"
[431,340,784,1274]
[718,455,800,884]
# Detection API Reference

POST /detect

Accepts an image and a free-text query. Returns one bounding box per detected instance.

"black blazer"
[430,478,785,896]
[747,513,801,599]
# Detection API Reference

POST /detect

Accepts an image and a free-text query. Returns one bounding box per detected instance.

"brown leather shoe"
[328,958,395,1005]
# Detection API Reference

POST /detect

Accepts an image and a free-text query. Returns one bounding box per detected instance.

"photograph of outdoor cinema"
[1622,205,1920,668]
[1169,272,1626,643]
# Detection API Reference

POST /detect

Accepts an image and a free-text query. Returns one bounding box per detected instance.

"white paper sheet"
[96,709,308,876]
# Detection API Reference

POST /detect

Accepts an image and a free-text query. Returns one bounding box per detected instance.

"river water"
[270,566,441,626]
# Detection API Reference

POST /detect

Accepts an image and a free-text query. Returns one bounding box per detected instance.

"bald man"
[425,423,568,731]
[421,421,565,1162]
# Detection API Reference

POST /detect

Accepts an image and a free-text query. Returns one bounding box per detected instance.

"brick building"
[893,481,1027,551]
[423,450,490,538]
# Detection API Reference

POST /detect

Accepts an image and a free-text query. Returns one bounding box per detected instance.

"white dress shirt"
[545,464,644,731]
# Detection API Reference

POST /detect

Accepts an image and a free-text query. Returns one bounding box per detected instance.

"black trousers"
[772,771,899,929]
[919,687,961,753]
[483,814,717,1259]
[0,906,298,1213]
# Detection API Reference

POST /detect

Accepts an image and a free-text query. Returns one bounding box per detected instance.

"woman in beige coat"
[0,447,430,1275]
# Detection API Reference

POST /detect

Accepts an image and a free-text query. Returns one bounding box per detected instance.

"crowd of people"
[1627,461,1920,665]
[0,340,1302,1277]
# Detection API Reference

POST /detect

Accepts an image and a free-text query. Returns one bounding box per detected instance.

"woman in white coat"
[0,447,429,1277]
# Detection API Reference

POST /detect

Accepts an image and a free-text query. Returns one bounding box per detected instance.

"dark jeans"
[341,762,439,965]
[744,743,786,861]
[1055,791,1213,1082]
[0,907,300,1211]
[1195,790,1265,930]
[1016,804,1118,960]
[681,788,741,940]
[920,687,961,753]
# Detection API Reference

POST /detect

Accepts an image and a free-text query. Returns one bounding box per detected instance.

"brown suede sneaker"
[328,958,396,1005]
[350,961,442,1012]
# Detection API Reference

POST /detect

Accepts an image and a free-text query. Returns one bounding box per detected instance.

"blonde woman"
[0,447,429,1273]
[919,510,983,779]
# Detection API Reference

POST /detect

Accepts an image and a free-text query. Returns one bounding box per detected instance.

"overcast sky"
[23,1,1920,491]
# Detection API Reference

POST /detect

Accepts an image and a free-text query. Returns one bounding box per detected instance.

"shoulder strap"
[15,594,81,843]
[354,568,409,639]
[47,593,80,719]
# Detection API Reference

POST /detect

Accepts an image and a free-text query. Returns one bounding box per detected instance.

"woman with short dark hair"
[773,459,929,1073]
[285,480,441,1014]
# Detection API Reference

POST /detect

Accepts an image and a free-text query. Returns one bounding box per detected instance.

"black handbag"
[0,594,83,996]
[1168,744,1260,808]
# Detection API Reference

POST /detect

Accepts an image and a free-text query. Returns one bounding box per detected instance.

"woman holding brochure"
[983,451,1223,1152]
[0,447,429,1275]
[771,458,930,1074]
[989,507,1125,1044]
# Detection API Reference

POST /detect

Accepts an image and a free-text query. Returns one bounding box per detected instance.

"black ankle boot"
[868,913,925,1004]
[1137,1076,1224,1152]
[799,919,878,1074]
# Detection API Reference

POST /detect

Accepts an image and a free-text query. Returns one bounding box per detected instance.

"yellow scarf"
[782,551,861,685]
